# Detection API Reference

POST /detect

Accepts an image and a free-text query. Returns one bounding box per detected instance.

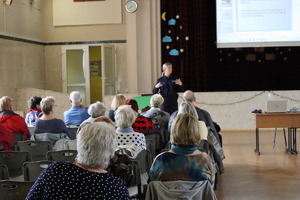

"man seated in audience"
[0,96,30,140]
[124,99,155,133]
[0,123,14,150]
[63,91,90,125]
[168,90,221,145]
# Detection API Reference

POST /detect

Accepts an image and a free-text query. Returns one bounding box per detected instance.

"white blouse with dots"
[26,162,129,200]
[116,131,147,150]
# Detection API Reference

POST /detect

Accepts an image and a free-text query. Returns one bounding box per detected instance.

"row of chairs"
[0,150,77,178]
[0,149,151,199]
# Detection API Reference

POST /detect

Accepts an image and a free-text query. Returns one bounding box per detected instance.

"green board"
[133,95,152,110]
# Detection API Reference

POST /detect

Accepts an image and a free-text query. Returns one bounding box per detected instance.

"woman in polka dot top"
[115,105,147,150]
[26,122,129,200]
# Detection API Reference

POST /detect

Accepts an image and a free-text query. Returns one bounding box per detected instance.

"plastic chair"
[130,149,152,198]
[27,126,35,136]
[15,141,52,161]
[0,180,35,200]
[64,139,77,150]
[145,180,217,200]
[145,133,163,158]
[23,161,54,181]
[146,139,155,160]
[12,133,24,149]
[0,151,32,177]
[47,150,78,162]
[67,126,79,140]
[0,164,9,180]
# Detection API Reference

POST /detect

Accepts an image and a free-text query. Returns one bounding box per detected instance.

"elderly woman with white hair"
[76,101,106,133]
[26,122,129,199]
[115,105,147,150]
[142,94,170,129]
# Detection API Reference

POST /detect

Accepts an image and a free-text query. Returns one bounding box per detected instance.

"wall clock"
[125,0,138,13]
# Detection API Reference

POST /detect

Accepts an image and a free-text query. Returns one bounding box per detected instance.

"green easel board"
[133,95,152,110]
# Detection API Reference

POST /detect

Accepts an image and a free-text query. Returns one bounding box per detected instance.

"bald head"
[183,90,195,103]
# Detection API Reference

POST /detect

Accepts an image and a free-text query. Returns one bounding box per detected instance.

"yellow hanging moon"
[162,12,167,21]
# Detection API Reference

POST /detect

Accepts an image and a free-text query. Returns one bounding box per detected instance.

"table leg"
[287,128,292,154]
[254,128,260,155]
[293,128,297,154]
[283,128,287,151]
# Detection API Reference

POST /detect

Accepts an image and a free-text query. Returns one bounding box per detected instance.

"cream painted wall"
[0,0,43,41]
[125,0,161,94]
[44,45,63,92]
[53,0,122,26]
[0,39,45,107]
[43,0,126,43]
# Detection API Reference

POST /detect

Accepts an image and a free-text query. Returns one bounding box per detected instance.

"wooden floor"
[214,130,300,200]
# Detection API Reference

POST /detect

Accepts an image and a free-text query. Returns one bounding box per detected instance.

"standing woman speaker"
[152,62,185,115]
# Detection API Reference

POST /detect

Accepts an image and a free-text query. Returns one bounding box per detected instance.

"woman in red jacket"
[0,96,30,140]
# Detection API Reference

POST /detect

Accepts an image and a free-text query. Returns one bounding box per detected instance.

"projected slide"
[216,0,300,48]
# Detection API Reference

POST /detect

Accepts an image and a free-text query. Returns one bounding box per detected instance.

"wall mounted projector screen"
[216,0,300,48]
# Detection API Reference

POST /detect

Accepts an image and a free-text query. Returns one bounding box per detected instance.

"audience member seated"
[91,116,134,187]
[178,101,208,140]
[0,96,30,140]
[64,91,90,125]
[148,113,215,185]
[168,90,221,145]
[115,105,147,150]
[125,99,155,133]
[109,94,126,122]
[93,116,115,126]
[77,101,106,133]
[26,122,130,199]
[34,96,70,140]
[0,123,14,150]
[141,94,170,130]
[25,96,42,124]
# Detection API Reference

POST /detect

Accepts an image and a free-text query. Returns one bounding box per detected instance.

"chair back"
[15,141,52,161]
[155,124,169,145]
[0,180,34,200]
[67,126,79,139]
[12,133,24,149]
[23,161,54,181]
[0,164,9,180]
[145,180,217,200]
[33,132,70,146]
[130,149,152,197]
[64,139,77,150]
[146,139,155,160]
[0,151,32,177]
[47,150,78,162]
[145,133,163,158]
[27,126,35,136]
